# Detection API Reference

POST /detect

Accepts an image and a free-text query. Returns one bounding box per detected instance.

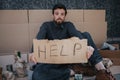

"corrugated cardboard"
[66,10,84,22]
[83,22,107,48]
[29,10,53,23]
[0,24,29,53]
[84,10,106,22]
[66,10,84,31]
[0,10,28,24]
[33,37,88,64]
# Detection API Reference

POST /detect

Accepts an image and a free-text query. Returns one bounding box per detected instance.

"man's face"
[53,9,66,24]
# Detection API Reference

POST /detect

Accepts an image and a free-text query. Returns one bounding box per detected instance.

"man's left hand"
[86,46,94,59]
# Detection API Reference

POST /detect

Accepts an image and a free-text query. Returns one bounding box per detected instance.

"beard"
[56,20,63,24]
[55,18,64,24]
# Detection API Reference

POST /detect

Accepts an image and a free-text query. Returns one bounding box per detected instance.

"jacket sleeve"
[36,22,47,39]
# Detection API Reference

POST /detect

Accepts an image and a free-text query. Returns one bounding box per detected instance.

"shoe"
[96,69,116,80]
[69,64,96,76]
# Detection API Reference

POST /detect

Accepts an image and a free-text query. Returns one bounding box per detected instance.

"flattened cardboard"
[66,10,84,22]
[84,10,106,22]
[0,24,29,53]
[0,10,28,24]
[29,10,52,23]
[33,37,88,64]
[83,22,107,48]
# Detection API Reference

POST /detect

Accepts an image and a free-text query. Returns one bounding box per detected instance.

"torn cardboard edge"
[33,37,88,64]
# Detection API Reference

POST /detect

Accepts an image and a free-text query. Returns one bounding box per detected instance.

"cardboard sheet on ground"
[33,37,88,64]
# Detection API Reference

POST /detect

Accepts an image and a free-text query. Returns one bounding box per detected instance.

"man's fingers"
[88,46,94,52]
[29,53,37,64]
[29,54,32,61]
[33,56,37,64]
[86,46,94,59]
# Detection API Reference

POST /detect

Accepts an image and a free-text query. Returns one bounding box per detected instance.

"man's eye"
[55,13,59,15]
[61,13,65,16]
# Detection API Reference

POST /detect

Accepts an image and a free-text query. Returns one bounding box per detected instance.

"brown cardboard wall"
[84,10,106,22]
[83,10,106,48]
[29,10,53,23]
[0,10,107,55]
[0,10,28,24]
[0,24,29,54]
[83,22,107,48]
[0,10,29,55]
[66,10,84,31]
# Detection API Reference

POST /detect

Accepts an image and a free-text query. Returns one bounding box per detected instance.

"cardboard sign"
[33,37,88,64]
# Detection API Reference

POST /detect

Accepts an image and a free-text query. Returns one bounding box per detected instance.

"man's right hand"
[29,53,37,64]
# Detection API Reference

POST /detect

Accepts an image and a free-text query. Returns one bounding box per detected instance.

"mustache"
[57,18,62,20]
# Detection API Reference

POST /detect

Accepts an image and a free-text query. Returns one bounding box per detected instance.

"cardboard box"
[0,10,28,24]
[66,10,84,22]
[83,22,107,48]
[84,10,106,22]
[29,10,53,23]
[0,24,29,53]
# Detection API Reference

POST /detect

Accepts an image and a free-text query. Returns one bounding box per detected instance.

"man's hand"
[29,53,37,64]
[86,46,94,59]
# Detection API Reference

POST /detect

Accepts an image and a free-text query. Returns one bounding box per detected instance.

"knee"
[82,32,91,38]
[83,32,90,35]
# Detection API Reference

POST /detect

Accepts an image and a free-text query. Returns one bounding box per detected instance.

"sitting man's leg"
[83,32,115,80]
[82,32,105,70]
[70,32,115,80]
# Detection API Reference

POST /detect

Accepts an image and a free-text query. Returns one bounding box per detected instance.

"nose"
[58,14,61,17]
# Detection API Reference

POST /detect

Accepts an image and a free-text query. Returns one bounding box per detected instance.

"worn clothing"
[36,21,83,40]
[32,21,102,80]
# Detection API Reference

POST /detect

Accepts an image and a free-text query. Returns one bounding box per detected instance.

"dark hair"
[52,3,67,15]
